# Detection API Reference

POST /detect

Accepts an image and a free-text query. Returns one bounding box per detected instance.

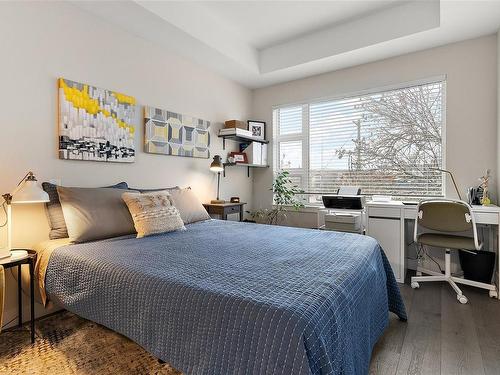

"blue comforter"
[45,220,406,375]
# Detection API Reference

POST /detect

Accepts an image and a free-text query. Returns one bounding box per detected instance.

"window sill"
[272,205,321,213]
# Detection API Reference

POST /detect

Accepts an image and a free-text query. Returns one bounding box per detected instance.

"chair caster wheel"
[410,281,419,289]
[457,295,468,304]
[489,290,498,298]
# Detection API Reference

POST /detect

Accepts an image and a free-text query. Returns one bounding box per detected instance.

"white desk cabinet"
[365,203,406,282]
[368,217,403,281]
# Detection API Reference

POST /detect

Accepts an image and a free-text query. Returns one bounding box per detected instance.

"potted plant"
[250,171,304,225]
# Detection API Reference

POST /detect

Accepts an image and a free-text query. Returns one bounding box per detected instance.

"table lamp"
[1,171,49,259]
[210,155,225,204]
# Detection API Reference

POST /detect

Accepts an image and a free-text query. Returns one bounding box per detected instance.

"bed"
[37,219,406,375]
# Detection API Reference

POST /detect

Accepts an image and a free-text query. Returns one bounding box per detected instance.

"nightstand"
[0,249,36,343]
[203,202,246,221]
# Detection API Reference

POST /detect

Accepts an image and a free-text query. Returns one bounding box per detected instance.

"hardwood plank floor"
[370,281,500,375]
[440,286,484,374]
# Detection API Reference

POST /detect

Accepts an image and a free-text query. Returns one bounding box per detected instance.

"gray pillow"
[169,188,211,224]
[42,182,128,240]
[57,186,137,243]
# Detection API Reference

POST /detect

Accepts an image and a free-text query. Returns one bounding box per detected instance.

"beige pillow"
[58,187,137,243]
[122,191,185,238]
[170,188,211,224]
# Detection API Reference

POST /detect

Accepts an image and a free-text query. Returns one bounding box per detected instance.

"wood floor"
[370,280,500,375]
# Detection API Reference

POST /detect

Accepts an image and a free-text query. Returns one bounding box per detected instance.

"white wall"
[0,2,252,326]
[498,30,500,199]
[252,35,498,210]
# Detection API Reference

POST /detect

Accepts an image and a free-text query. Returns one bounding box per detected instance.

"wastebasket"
[458,250,495,284]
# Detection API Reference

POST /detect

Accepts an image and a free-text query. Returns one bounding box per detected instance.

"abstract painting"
[58,78,136,162]
[144,106,210,159]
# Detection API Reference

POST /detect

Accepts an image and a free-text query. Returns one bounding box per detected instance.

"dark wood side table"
[0,249,36,343]
[203,202,246,221]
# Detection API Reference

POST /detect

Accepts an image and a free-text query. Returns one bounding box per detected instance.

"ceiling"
[74,0,500,89]
[196,1,400,49]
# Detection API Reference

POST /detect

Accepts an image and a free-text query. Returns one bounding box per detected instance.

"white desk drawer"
[368,207,401,219]
[474,212,499,225]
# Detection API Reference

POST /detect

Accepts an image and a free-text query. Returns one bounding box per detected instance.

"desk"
[365,201,500,298]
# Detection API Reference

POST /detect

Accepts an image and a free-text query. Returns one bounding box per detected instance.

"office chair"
[410,199,494,304]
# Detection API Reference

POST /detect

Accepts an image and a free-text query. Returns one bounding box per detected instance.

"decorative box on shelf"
[224,120,247,129]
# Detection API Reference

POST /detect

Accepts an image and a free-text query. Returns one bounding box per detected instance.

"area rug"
[0,311,181,374]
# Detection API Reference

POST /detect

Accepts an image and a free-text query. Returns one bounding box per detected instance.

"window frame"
[272,76,447,200]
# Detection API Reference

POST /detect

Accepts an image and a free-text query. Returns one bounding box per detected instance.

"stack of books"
[218,128,253,137]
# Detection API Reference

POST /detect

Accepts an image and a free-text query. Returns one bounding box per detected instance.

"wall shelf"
[218,134,269,150]
[223,162,269,177]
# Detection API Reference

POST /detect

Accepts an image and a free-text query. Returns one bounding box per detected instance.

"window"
[279,141,302,169]
[273,80,445,203]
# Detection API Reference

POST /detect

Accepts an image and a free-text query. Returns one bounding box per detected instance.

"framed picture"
[58,78,136,163]
[247,120,266,141]
[229,152,248,164]
[144,106,210,159]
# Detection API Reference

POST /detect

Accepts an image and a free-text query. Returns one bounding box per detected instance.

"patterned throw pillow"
[122,191,185,238]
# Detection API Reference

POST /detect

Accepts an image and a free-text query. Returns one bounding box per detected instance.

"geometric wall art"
[144,106,210,159]
[58,78,136,162]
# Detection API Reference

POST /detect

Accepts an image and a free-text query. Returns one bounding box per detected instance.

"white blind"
[274,80,445,198]
[278,106,302,135]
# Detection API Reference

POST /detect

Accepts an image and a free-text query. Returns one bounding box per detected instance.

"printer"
[322,195,365,210]
[319,187,365,234]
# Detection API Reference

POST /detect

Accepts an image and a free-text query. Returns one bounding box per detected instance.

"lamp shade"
[11,176,49,204]
[210,155,224,173]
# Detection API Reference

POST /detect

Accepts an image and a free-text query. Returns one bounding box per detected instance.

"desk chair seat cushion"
[417,233,478,250]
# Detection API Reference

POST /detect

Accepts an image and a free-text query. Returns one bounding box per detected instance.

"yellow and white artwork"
[58,78,136,162]
[144,106,210,159]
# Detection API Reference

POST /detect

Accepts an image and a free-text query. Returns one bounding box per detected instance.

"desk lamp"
[432,168,462,200]
[210,155,225,204]
[1,171,49,259]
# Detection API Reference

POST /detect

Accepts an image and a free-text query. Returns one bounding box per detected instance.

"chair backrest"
[417,200,473,232]
[414,199,481,251]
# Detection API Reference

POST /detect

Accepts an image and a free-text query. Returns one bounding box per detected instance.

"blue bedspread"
[45,220,406,375]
